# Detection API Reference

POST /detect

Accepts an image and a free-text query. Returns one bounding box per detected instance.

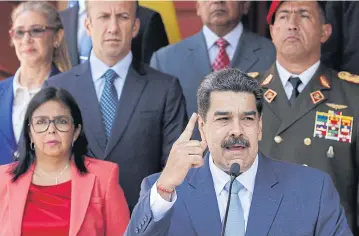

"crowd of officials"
[0,1,359,235]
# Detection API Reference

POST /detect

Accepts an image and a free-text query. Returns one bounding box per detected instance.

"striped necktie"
[99,69,118,138]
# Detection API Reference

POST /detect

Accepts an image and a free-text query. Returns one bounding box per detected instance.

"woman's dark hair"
[11,87,88,182]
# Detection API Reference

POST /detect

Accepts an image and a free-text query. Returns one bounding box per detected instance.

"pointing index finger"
[178,113,198,141]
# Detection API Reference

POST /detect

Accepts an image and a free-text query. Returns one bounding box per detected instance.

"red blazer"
[0,157,130,236]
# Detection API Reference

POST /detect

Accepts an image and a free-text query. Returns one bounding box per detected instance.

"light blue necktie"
[224,180,245,236]
[99,69,118,138]
[79,34,92,63]
[67,0,92,63]
[67,0,78,8]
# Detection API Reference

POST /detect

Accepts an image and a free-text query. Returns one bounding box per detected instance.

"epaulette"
[247,72,259,79]
[338,71,359,84]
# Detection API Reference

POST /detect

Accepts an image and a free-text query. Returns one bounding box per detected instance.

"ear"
[85,17,92,37]
[258,115,263,141]
[72,124,82,144]
[53,29,64,48]
[242,1,251,15]
[196,1,201,17]
[198,115,207,143]
[132,18,140,39]
[269,24,274,41]
[320,23,332,44]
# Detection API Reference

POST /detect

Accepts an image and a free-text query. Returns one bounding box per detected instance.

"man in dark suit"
[151,1,275,140]
[253,1,359,233]
[125,69,352,236]
[60,0,168,66]
[46,0,187,212]
[321,1,359,75]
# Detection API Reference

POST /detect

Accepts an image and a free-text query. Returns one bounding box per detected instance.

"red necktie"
[212,38,230,71]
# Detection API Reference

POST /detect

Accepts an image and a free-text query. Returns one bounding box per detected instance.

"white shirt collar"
[90,50,133,82]
[12,69,46,96]
[209,153,258,196]
[203,22,243,51]
[276,60,321,88]
[78,0,86,15]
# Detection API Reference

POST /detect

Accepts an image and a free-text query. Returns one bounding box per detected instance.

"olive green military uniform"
[251,63,359,233]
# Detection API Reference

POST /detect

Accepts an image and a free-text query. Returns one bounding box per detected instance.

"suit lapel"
[186,32,212,78]
[182,154,222,236]
[8,164,33,236]
[246,154,283,236]
[261,64,292,120]
[105,66,147,157]
[69,159,95,236]
[276,64,330,134]
[0,78,17,155]
[232,31,259,72]
[73,63,107,158]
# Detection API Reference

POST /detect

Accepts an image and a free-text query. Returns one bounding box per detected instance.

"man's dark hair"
[197,68,263,121]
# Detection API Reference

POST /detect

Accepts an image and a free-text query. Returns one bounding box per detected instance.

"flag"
[139,1,182,44]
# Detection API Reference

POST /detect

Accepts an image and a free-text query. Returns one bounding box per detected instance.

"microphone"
[221,163,241,236]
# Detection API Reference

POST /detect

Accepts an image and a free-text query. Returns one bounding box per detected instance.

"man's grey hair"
[197,68,263,121]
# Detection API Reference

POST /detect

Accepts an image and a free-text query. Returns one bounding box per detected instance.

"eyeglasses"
[9,25,57,40]
[30,116,74,133]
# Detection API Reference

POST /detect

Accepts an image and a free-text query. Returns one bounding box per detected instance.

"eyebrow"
[213,111,257,116]
[278,8,310,14]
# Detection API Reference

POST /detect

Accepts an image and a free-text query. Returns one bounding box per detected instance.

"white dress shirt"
[276,60,320,99]
[150,154,259,228]
[12,70,44,142]
[89,50,132,101]
[203,22,243,65]
[77,0,87,54]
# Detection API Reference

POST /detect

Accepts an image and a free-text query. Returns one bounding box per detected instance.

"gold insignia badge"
[247,72,259,79]
[310,91,325,104]
[261,74,273,86]
[319,75,330,88]
[264,89,277,103]
[326,103,348,110]
[338,71,359,84]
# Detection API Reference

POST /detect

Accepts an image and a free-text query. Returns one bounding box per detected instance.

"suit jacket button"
[304,138,311,146]
[274,136,283,143]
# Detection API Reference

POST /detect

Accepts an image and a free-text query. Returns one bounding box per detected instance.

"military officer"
[253,1,359,233]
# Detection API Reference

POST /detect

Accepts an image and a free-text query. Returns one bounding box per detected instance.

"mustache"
[221,136,250,149]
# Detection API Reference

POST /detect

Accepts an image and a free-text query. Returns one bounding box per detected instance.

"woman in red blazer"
[0,87,130,236]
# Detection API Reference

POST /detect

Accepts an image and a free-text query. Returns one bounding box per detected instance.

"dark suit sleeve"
[125,177,173,236]
[161,78,188,167]
[315,174,353,236]
[142,12,169,64]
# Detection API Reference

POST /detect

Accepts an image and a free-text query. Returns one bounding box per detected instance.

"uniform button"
[302,164,308,167]
[274,136,282,143]
[135,228,139,233]
[139,225,142,230]
[141,220,145,225]
[304,138,311,146]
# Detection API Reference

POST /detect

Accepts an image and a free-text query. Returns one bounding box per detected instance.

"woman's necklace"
[36,162,70,185]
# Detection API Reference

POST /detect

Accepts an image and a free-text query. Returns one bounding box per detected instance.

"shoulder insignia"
[326,103,348,110]
[338,71,359,84]
[247,72,259,79]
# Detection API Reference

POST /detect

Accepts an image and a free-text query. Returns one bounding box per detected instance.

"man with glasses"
[45,0,187,213]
